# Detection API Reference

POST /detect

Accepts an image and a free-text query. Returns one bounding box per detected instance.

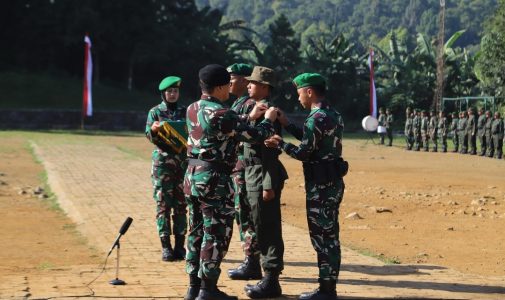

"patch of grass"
[346,244,401,265]
[26,141,62,212]
[37,262,55,270]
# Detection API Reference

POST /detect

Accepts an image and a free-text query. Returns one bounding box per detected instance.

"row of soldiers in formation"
[404,107,505,158]
[145,63,345,300]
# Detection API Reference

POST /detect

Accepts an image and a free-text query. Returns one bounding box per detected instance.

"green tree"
[262,14,301,112]
[476,0,505,97]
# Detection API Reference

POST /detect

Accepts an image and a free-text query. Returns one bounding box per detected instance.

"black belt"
[188,158,232,173]
[244,157,262,167]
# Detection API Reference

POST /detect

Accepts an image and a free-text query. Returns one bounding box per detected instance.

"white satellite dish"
[362,115,378,132]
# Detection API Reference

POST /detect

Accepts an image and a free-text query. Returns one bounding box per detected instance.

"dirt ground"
[0,131,503,285]
[0,136,99,280]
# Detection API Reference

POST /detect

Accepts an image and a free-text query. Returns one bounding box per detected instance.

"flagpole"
[82,33,93,130]
[81,34,88,130]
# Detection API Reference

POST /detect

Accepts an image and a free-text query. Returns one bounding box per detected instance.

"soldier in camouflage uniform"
[225,64,259,276]
[146,76,187,262]
[266,73,345,300]
[467,108,477,155]
[404,109,414,150]
[429,110,438,152]
[485,111,494,157]
[413,109,422,151]
[450,112,459,152]
[226,64,264,282]
[477,108,488,156]
[421,110,430,151]
[183,64,278,300]
[491,112,504,159]
[377,107,386,145]
[437,111,448,153]
[458,111,468,154]
[385,108,394,146]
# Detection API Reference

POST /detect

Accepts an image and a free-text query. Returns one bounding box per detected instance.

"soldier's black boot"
[227,255,262,280]
[196,278,238,300]
[298,279,337,300]
[244,271,282,299]
[161,236,174,262]
[173,234,186,260]
[185,274,201,300]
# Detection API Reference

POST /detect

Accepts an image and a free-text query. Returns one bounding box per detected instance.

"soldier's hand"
[151,121,161,133]
[265,107,279,122]
[263,189,275,201]
[277,110,289,127]
[264,136,281,148]
[249,103,268,120]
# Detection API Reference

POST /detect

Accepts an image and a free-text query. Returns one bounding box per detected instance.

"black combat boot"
[173,234,186,260]
[298,279,337,300]
[184,274,201,300]
[161,236,174,262]
[196,278,238,300]
[244,271,281,299]
[227,255,262,280]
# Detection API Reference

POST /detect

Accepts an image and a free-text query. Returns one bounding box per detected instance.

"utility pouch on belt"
[303,158,348,184]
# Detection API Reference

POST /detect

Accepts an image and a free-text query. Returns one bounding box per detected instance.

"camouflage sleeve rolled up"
[145,108,166,149]
[280,106,343,161]
[285,123,304,141]
[280,118,318,161]
[209,107,274,143]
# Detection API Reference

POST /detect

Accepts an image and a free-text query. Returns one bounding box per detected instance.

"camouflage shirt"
[386,114,394,129]
[466,114,477,135]
[450,117,459,132]
[282,101,344,162]
[438,116,448,136]
[185,96,274,168]
[404,116,414,135]
[491,118,504,138]
[145,101,187,165]
[477,114,487,136]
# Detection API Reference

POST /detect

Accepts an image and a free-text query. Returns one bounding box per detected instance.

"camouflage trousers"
[305,179,345,281]
[405,133,414,150]
[459,132,468,153]
[430,134,438,151]
[440,135,447,152]
[152,167,187,237]
[414,132,422,150]
[478,134,487,155]
[468,133,477,154]
[232,169,257,256]
[421,132,430,151]
[452,131,459,151]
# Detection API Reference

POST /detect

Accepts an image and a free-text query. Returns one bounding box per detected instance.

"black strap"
[188,158,232,172]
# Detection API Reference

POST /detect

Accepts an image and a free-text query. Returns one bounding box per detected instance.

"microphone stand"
[109,240,125,285]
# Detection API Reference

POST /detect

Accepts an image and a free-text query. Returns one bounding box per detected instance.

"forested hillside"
[196,0,497,51]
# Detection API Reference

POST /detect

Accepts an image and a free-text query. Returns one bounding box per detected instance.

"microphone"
[107,217,133,257]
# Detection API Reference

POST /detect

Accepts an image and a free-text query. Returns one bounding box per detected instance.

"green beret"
[159,76,181,91]
[293,73,326,89]
[227,63,253,76]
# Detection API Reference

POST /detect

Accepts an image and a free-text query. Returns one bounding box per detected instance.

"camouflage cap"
[159,76,181,91]
[293,73,326,89]
[246,66,276,87]
[227,63,253,76]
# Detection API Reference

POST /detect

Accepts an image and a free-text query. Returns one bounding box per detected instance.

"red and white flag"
[82,34,93,117]
[368,48,377,118]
